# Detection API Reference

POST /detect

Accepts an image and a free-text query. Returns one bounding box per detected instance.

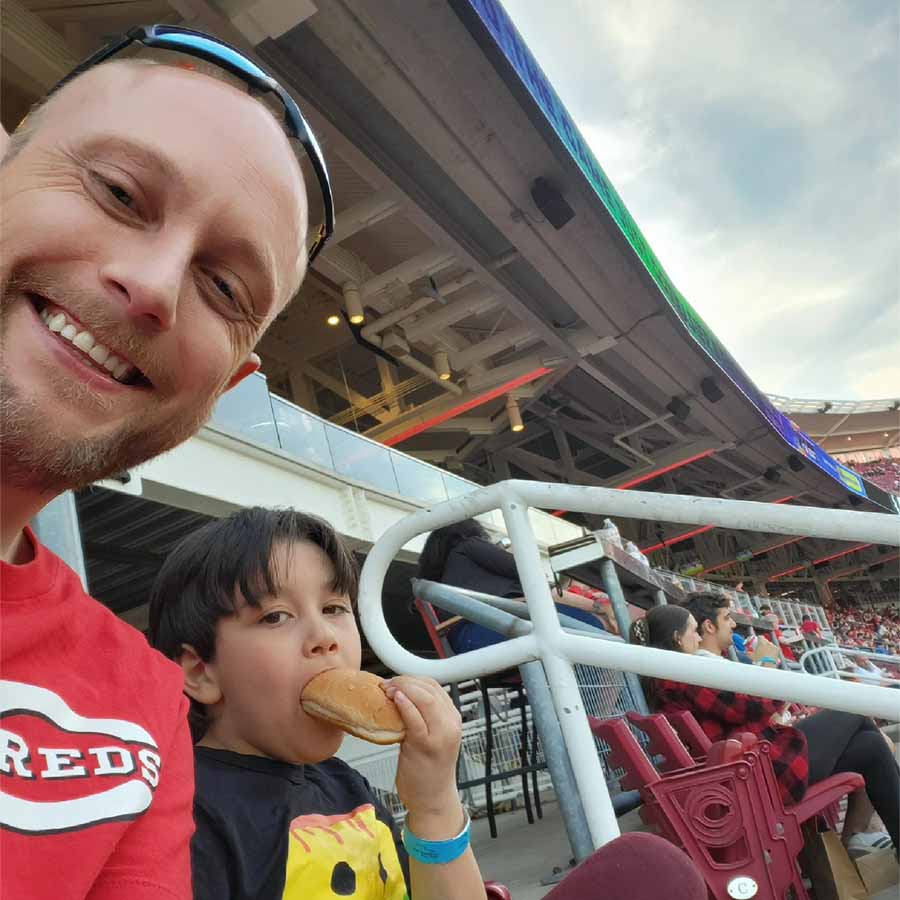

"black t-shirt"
[192,748,410,900]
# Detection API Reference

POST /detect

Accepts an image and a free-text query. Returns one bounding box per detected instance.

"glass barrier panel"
[443,473,479,499]
[271,398,335,470]
[325,425,400,495]
[210,373,279,449]
[390,453,449,504]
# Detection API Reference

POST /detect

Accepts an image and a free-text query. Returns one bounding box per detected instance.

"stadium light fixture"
[326,313,341,327]
[383,366,552,446]
[343,282,365,325]
[507,396,525,432]
[434,350,452,381]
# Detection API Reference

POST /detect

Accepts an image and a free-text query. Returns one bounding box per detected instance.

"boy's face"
[200,540,362,764]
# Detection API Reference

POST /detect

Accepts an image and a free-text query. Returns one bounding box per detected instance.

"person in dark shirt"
[416,519,607,653]
[149,507,488,900]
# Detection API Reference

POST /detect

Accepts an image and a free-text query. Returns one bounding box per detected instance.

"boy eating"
[149,506,486,900]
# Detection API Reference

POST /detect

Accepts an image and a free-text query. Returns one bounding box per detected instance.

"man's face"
[0,62,307,491]
[711,605,736,652]
[202,541,363,764]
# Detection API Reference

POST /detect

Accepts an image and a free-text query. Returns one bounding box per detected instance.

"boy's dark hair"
[148,506,358,741]
[684,592,730,635]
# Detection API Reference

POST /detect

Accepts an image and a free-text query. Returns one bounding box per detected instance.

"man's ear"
[224,352,261,393]
[179,645,223,706]
[700,618,715,635]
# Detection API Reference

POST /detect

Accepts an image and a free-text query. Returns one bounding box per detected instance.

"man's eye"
[104,181,137,210]
[260,611,290,625]
[211,273,236,302]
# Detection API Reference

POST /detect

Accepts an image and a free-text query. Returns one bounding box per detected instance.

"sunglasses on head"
[48,24,335,265]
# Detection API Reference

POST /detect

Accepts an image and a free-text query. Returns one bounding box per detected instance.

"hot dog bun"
[301,669,406,745]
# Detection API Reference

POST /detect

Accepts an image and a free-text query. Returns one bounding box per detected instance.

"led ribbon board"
[460,0,896,513]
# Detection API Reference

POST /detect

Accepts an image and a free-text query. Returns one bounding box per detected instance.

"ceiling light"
[507,395,525,432]
[326,313,341,327]
[434,350,451,381]
[343,282,365,325]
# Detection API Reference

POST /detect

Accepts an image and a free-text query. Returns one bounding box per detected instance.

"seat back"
[663,710,712,760]
[588,716,660,792]
[645,754,808,900]
[626,711,696,772]
[484,882,512,900]
[414,596,453,659]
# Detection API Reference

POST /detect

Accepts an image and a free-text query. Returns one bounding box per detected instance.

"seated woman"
[417,519,612,654]
[630,600,899,853]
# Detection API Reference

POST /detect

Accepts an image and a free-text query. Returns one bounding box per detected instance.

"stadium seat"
[484,882,512,900]
[589,715,865,900]
[663,709,712,760]
[625,711,697,772]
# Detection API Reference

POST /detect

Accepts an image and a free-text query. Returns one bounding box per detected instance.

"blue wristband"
[757,657,779,666]
[402,811,471,865]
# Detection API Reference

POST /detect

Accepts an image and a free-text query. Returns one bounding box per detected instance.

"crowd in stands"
[830,602,900,654]
[846,457,900,495]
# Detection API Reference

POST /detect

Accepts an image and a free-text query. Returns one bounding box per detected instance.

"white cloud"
[503,0,900,400]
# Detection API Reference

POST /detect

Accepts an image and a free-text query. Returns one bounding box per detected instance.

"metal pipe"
[360,248,455,299]
[517,661,595,862]
[360,295,434,341]
[358,480,900,710]
[500,496,622,847]
[402,288,497,342]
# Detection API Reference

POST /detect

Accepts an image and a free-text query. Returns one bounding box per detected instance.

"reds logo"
[0,680,161,835]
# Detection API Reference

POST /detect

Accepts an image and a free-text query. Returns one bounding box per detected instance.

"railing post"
[501,493,621,848]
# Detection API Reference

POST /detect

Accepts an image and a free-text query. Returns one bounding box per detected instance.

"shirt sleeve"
[461,538,521,582]
[86,696,195,900]
[667,681,784,726]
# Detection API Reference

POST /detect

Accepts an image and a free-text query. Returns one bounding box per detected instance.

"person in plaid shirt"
[630,597,899,851]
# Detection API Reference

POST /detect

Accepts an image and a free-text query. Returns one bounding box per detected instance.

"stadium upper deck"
[3,0,897,615]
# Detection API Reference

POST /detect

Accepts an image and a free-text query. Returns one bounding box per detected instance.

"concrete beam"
[1,0,77,93]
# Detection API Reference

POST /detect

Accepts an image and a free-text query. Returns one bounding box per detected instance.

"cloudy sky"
[503,0,899,401]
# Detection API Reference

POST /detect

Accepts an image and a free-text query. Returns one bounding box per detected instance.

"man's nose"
[99,235,191,331]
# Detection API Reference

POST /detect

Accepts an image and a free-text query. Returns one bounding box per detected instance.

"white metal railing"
[358,480,900,849]
[801,644,900,687]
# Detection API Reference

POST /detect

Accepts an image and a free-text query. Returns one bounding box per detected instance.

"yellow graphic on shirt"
[284,803,408,899]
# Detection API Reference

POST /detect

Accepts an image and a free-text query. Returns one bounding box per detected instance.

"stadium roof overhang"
[3,0,897,598]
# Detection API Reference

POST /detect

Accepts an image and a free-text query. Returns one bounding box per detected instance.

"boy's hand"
[382,676,464,837]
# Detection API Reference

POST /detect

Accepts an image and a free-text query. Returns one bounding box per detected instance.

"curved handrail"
[358,479,900,718]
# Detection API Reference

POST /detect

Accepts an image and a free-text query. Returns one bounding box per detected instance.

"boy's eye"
[324,603,352,616]
[260,611,291,626]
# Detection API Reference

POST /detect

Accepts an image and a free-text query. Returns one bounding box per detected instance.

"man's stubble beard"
[0,365,217,494]
[0,275,219,493]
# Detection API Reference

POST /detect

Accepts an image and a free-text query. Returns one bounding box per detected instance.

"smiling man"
[0,33,317,900]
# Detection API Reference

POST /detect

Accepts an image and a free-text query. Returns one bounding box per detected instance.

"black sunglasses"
[48,24,335,264]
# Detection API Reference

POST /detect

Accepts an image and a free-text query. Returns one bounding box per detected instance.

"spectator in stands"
[1,37,314,899]
[149,507,487,900]
[416,520,610,653]
[758,604,798,662]
[801,614,825,644]
[630,599,900,852]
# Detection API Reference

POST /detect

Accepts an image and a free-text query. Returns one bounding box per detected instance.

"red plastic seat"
[626,711,697,772]
[663,709,712,760]
[590,714,864,900]
[485,882,512,900]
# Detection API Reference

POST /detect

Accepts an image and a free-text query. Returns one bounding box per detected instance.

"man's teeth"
[39,306,136,383]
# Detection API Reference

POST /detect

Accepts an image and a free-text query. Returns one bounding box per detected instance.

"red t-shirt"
[1,529,194,900]
[801,620,822,638]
